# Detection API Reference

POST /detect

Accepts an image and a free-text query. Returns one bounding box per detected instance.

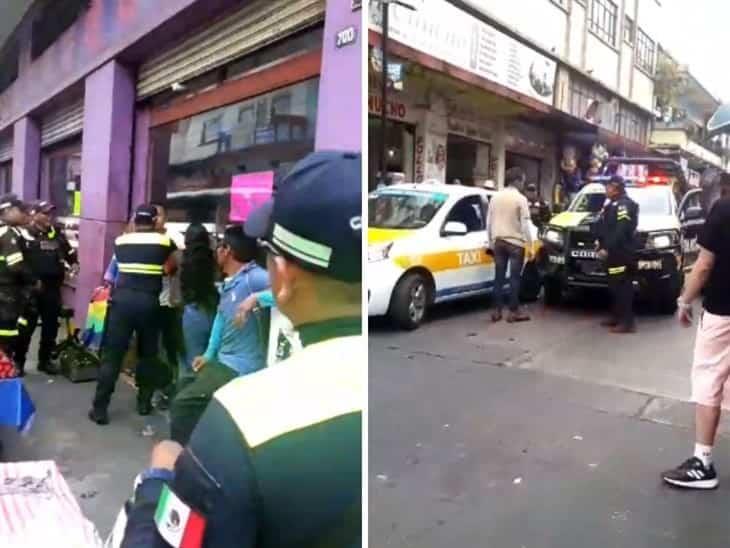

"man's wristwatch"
[677,299,692,310]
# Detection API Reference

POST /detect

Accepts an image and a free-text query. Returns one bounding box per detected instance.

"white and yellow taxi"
[368,183,541,329]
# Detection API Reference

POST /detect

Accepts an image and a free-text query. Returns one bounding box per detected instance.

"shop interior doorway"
[506,151,542,194]
[368,117,415,190]
[446,134,491,186]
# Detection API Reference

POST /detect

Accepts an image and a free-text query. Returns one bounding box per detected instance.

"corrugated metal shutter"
[0,137,12,163]
[41,100,84,148]
[136,0,325,99]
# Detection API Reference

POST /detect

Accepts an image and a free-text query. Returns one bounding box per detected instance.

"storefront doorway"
[446,134,491,186]
[506,151,543,193]
[368,117,415,190]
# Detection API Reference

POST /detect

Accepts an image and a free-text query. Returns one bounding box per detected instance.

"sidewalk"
[1,368,167,536]
[370,344,730,548]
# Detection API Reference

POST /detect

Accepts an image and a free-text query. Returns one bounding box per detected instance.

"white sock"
[694,443,713,467]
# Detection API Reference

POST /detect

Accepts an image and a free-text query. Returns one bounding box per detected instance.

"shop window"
[446,134,491,186]
[623,16,635,44]
[635,28,656,74]
[149,78,319,230]
[200,116,223,146]
[0,162,11,194]
[444,196,486,233]
[589,0,618,46]
[45,143,82,218]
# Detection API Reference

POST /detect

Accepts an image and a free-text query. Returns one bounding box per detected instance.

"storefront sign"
[336,26,358,48]
[368,94,407,120]
[369,0,557,105]
[229,171,274,222]
[415,135,425,182]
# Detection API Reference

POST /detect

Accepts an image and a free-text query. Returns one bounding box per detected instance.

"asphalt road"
[370,295,730,547]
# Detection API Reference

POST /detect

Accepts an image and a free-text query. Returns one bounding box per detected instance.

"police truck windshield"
[369,190,447,229]
[570,186,672,216]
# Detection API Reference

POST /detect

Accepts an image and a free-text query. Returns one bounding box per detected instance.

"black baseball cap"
[245,151,362,283]
[29,200,56,214]
[0,194,27,213]
[607,175,625,188]
[525,183,538,192]
[134,204,158,225]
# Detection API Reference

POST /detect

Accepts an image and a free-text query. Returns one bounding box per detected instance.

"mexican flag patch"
[154,484,207,548]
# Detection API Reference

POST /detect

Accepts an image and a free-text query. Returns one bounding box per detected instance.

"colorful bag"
[82,286,110,352]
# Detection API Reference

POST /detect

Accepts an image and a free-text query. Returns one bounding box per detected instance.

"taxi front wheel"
[390,272,431,330]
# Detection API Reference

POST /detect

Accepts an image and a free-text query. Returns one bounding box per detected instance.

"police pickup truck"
[540,158,704,313]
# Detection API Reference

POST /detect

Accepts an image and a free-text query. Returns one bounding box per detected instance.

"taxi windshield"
[369,189,448,229]
[569,186,672,216]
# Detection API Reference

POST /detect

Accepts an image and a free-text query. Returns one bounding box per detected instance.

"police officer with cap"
[0,195,36,364]
[120,151,363,547]
[89,204,177,425]
[597,175,639,333]
[14,200,77,375]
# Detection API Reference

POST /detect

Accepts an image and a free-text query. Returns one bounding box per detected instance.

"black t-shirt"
[699,198,730,315]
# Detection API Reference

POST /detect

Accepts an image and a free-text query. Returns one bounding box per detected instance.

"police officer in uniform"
[597,175,639,333]
[0,195,34,364]
[14,201,77,375]
[525,183,551,229]
[89,204,177,425]
[120,152,363,547]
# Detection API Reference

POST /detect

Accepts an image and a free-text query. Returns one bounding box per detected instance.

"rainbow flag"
[82,286,110,352]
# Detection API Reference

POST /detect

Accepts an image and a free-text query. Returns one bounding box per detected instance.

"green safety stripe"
[272,223,332,269]
[6,252,23,266]
[116,232,171,247]
[117,262,164,272]
[0,329,19,337]
[17,317,28,327]
[118,264,164,275]
[608,266,626,275]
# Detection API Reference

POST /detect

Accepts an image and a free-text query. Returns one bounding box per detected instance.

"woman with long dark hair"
[178,223,218,385]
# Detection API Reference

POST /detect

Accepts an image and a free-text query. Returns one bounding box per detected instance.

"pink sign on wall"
[230,171,274,222]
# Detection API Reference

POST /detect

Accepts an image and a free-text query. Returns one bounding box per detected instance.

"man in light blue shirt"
[170,225,269,443]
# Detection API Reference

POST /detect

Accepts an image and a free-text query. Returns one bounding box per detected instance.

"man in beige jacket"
[486,167,533,322]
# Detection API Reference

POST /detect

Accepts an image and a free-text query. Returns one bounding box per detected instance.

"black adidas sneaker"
[662,457,719,489]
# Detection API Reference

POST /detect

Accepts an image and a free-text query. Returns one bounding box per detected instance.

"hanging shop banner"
[229,171,274,222]
[369,0,556,105]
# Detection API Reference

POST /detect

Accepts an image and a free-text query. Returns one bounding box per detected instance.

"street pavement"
[370,294,730,547]
[1,341,168,538]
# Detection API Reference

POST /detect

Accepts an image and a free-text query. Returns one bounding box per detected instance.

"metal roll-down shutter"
[136,0,325,100]
[41,100,84,147]
[0,137,12,163]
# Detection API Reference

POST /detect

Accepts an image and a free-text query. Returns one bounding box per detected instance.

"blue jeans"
[493,239,525,312]
[180,304,214,381]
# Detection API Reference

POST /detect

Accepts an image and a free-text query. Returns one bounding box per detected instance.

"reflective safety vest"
[114,231,175,294]
[0,225,28,286]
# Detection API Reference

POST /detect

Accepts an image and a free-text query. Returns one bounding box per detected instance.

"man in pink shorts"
[662,179,730,489]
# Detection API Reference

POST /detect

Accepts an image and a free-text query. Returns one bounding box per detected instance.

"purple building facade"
[0,0,362,322]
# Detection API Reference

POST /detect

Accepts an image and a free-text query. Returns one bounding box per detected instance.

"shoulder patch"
[155,484,207,548]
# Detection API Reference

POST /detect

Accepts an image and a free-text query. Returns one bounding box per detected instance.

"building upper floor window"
[31,0,92,60]
[624,15,635,44]
[635,28,656,74]
[0,40,19,95]
[589,0,618,46]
